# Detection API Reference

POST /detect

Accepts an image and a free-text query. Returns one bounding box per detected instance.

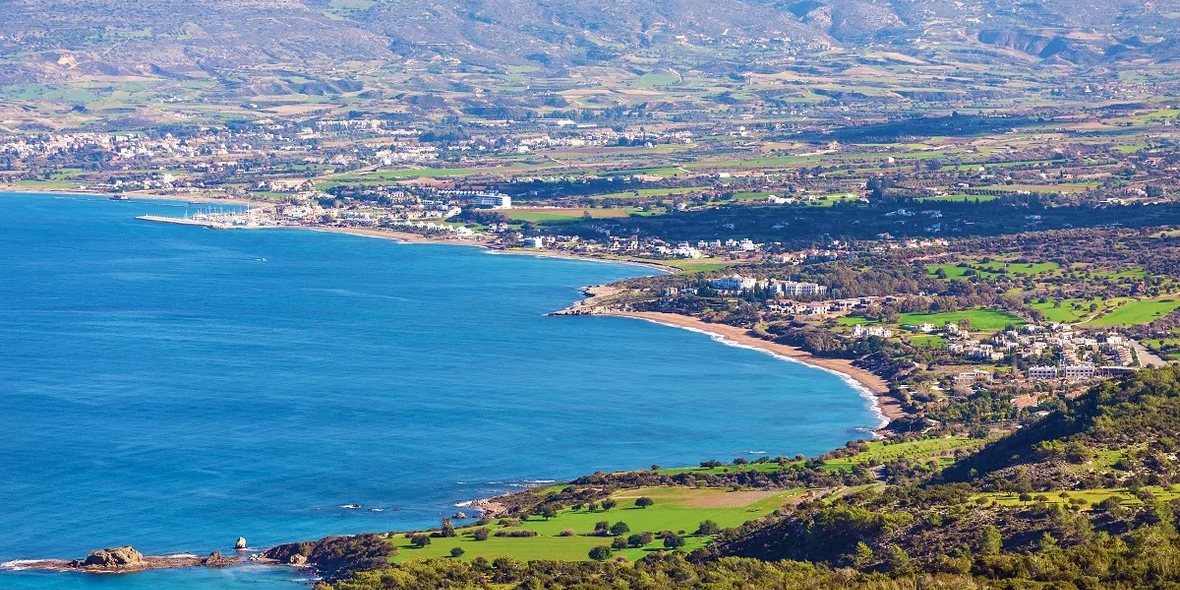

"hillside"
[712,368,1180,577]
[3,0,1180,95]
[941,367,1180,492]
[243,368,1180,589]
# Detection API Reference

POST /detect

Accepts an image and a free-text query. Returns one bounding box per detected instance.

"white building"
[712,275,757,291]
[472,192,512,209]
[1029,366,1059,380]
[771,281,828,298]
[852,324,893,339]
[1063,364,1097,380]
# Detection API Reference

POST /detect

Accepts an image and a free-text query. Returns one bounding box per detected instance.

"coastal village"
[128,184,1180,443]
[12,0,1180,587]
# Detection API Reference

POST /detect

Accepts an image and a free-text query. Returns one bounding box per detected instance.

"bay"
[0,193,874,587]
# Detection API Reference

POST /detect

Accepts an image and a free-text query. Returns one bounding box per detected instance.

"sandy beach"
[491,249,678,273]
[299,225,487,247]
[599,310,906,426]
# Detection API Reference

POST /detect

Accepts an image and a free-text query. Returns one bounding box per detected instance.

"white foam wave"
[1,559,45,570]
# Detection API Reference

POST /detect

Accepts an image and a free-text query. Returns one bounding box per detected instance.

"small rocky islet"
[12,544,241,573]
[6,534,388,582]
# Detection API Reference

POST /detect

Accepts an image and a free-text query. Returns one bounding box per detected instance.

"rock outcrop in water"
[5,545,241,573]
[77,546,143,569]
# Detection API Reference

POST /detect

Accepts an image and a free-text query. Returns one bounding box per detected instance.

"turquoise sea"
[0,193,876,588]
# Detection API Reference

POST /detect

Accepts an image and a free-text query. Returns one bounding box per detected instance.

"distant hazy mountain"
[1,0,1178,89]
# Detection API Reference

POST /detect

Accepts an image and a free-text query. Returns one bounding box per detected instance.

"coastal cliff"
[260,534,395,581]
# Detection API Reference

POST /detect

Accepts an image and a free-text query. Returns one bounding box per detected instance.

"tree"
[410,534,431,548]
[609,521,630,536]
[594,521,610,536]
[695,520,720,535]
[611,537,628,550]
[441,518,456,537]
[853,541,874,568]
[450,547,465,558]
[1038,532,1059,554]
[884,544,912,575]
[627,532,654,547]
[663,533,685,549]
[635,497,654,509]
[979,525,1003,555]
[601,499,618,511]
[588,546,612,561]
[472,528,489,541]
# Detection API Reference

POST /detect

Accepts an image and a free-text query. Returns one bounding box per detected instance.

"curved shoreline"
[6,193,899,578]
[297,225,681,273]
[599,311,902,428]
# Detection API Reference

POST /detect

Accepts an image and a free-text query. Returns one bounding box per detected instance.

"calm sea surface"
[0,193,875,588]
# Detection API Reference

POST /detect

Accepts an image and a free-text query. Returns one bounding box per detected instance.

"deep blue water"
[0,193,875,588]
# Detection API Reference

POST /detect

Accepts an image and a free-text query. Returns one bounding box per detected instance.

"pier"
[136,207,277,230]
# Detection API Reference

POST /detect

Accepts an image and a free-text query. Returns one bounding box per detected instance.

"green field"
[926,263,987,280]
[1088,267,1149,279]
[389,486,801,563]
[634,71,680,88]
[1083,298,1180,327]
[824,437,985,471]
[928,260,1060,280]
[908,334,947,348]
[1029,297,1111,323]
[660,260,731,273]
[899,309,1025,332]
[975,261,1060,276]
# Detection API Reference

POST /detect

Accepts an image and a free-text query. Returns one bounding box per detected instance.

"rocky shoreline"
[2,485,542,580]
[6,545,245,574]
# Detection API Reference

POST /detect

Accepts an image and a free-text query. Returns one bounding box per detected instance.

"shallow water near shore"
[0,193,875,588]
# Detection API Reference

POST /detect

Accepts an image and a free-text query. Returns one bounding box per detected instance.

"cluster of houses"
[851,324,894,339]
[914,320,1140,373]
[709,275,829,298]
[903,319,1142,379]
